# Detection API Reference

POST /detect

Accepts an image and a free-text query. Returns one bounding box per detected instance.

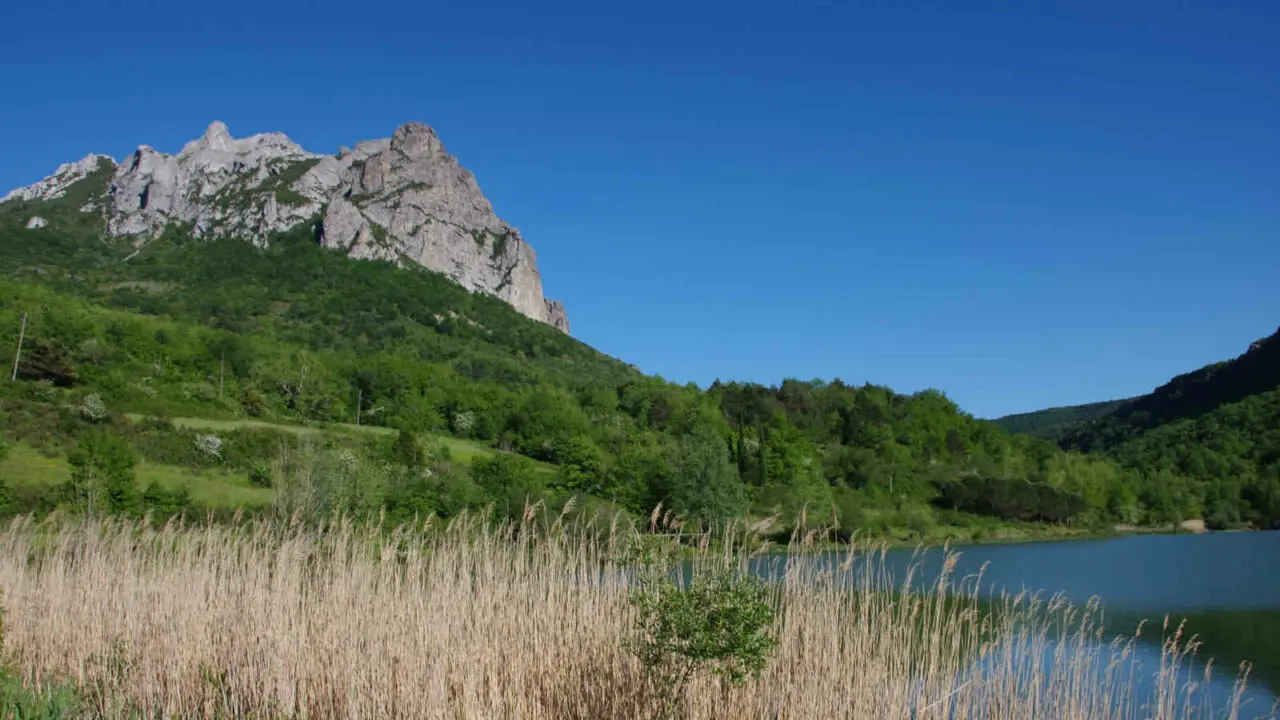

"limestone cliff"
[2,121,569,332]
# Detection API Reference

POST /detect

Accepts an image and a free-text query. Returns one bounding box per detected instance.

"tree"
[391,428,426,470]
[666,425,746,529]
[552,434,605,495]
[470,453,545,517]
[67,430,138,516]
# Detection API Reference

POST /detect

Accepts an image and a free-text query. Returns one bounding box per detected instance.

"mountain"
[1061,328,1280,452]
[2,123,1276,535]
[2,121,569,333]
[992,399,1130,440]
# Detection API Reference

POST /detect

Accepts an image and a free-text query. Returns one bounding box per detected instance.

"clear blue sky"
[3,0,1277,418]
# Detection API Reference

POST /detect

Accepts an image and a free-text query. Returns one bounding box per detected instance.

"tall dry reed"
[0,509,1272,719]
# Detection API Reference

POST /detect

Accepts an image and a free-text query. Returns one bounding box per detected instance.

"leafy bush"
[624,537,778,719]
[78,392,107,423]
[247,461,272,488]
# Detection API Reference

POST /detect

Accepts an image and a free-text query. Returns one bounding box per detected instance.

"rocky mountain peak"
[390,122,444,157]
[1,153,115,204]
[199,120,233,149]
[1,121,569,333]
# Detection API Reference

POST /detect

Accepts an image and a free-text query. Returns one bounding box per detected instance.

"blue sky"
[2,0,1277,418]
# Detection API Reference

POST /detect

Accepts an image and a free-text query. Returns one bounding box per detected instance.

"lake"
[753,531,1280,718]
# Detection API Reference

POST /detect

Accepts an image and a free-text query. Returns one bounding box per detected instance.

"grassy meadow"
[0,511,1271,720]
[0,441,274,510]
[122,414,559,474]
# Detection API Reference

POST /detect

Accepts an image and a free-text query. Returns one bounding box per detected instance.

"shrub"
[79,393,107,423]
[194,433,224,461]
[247,461,272,488]
[624,537,778,718]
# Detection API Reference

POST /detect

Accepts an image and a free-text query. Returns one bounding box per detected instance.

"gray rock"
[316,122,565,327]
[2,154,115,203]
[25,216,48,229]
[1,120,569,332]
[105,121,325,243]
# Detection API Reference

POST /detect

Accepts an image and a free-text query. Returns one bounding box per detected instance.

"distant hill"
[992,399,1129,440]
[1061,328,1280,452]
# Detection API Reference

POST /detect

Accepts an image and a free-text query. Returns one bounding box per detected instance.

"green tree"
[391,428,426,470]
[666,425,746,529]
[67,430,138,516]
[470,453,545,516]
[552,434,605,495]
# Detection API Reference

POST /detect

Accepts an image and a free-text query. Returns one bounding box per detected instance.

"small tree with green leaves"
[67,430,138,516]
[623,537,778,719]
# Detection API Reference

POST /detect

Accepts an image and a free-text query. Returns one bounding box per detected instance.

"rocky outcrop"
[1,154,115,204]
[2,121,569,332]
[316,123,566,330]
[25,216,48,229]
[105,121,326,244]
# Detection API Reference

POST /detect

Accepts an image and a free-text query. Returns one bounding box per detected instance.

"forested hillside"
[1061,329,1280,453]
[992,399,1129,440]
[995,330,1280,530]
[2,178,1277,537]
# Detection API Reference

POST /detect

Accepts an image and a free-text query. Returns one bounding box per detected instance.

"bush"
[79,393,108,423]
[247,461,272,488]
[624,537,778,718]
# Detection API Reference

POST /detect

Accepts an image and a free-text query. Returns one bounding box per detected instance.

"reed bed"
[0,509,1272,719]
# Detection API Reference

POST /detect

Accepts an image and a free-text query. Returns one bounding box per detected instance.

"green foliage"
[992,398,1129,440]
[67,430,138,516]
[392,428,425,470]
[3,186,1277,535]
[1063,327,1280,452]
[624,538,777,719]
[270,439,387,522]
[665,425,746,530]
[140,480,192,519]
[470,452,544,516]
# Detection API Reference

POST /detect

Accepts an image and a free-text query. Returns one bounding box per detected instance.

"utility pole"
[11,312,27,382]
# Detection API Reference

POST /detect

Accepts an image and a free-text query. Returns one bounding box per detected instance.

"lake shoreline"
[750,522,1274,556]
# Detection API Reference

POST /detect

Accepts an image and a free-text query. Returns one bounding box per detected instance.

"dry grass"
[0,510,1273,719]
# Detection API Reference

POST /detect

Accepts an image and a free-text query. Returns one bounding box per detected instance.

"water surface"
[756,531,1280,717]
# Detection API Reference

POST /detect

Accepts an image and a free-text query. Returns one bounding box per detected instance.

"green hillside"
[994,329,1280,530]
[1061,328,1280,452]
[991,398,1129,440]
[2,172,1277,537]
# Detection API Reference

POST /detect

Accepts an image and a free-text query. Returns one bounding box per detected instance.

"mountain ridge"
[1060,327,1280,452]
[2,121,569,333]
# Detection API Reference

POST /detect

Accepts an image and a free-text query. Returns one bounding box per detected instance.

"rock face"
[2,154,115,204]
[2,121,569,332]
[25,216,48,229]
[105,121,326,243]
